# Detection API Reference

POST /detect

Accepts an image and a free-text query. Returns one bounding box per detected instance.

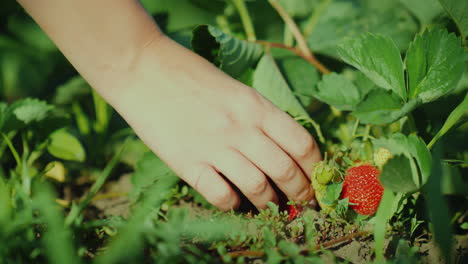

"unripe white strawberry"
[373,147,392,168]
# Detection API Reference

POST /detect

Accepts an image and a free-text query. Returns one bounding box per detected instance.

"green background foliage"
[0,0,467,263]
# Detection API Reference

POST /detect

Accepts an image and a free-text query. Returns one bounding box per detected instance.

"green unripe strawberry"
[311,161,338,213]
[315,164,335,184]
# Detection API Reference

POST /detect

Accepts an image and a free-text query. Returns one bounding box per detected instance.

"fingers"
[262,110,322,177]
[182,164,240,211]
[213,149,278,209]
[239,131,315,202]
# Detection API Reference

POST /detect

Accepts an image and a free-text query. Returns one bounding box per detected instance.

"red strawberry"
[287,204,301,220]
[341,165,383,215]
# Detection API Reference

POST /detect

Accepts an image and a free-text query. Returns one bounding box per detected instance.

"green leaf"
[7,15,57,53]
[306,1,363,57]
[429,93,468,149]
[373,133,432,187]
[352,71,379,95]
[399,0,443,25]
[0,177,12,224]
[334,197,349,217]
[307,1,417,57]
[380,155,418,193]
[394,239,419,262]
[278,240,300,257]
[92,90,112,134]
[33,184,81,264]
[65,142,127,227]
[423,145,453,263]
[405,29,464,103]
[365,7,418,52]
[441,163,468,195]
[53,76,91,105]
[253,54,310,118]
[0,52,45,99]
[321,182,342,206]
[262,226,276,248]
[117,138,151,167]
[130,152,179,202]
[191,25,263,77]
[265,248,284,264]
[454,65,468,94]
[407,135,432,186]
[338,33,406,100]
[277,57,319,107]
[313,73,363,110]
[438,0,468,40]
[47,129,86,162]
[96,164,179,264]
[0,103,8,131]
[1,98,67,133]
[374,189,396,262]
[10,98,52,124]
[352,90,419,124]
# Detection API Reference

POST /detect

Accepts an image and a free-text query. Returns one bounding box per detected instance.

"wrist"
[92,31,170,104]
[103,35,222,106]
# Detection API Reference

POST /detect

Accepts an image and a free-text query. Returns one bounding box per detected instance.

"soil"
[87,176,468,263]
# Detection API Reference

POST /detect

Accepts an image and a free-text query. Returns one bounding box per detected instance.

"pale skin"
[18,0,322,211]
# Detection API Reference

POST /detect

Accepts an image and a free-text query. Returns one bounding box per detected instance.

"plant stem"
[294,116,325,144]
[363,124,371,142]
[256,40,331,74]
[65,139,128,226]
[1,132,21,167]
[268,0,319,62]
[216,15,232,35]
[283,24,294,46]
[303,0,331,38]
[351,118,360,138]
[72,102,90,136]
[92,90,112,135]
[232,0,256,41]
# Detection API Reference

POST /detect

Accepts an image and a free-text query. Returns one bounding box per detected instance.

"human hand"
[107,36,322,211]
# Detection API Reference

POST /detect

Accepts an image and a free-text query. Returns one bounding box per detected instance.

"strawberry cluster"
[287,148,389,220]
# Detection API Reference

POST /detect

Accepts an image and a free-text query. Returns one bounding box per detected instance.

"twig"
[268,0,332,76]
[315,230,371,250]
[227,250,264,258]
[256,40,330,75]
[268,0,310,56]
[226,230,370,258]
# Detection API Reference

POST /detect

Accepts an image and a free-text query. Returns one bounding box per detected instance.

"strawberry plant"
[1,0,468,263]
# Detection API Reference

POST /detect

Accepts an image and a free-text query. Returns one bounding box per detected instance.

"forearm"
[17,0,163,94]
